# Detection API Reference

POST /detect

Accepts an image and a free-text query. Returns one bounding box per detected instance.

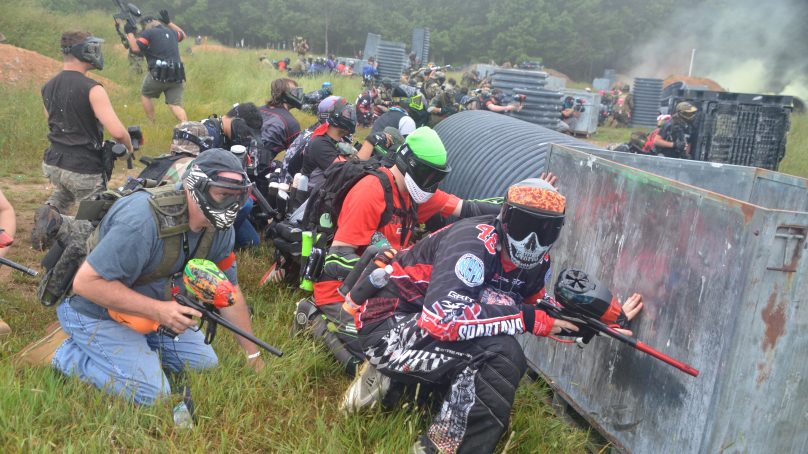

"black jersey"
[357,215,553,341]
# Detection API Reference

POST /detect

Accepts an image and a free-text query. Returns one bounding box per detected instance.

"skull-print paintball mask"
[499,178,565,269]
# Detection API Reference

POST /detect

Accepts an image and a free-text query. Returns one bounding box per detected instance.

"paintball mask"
[327,99,357,135]
[500,179,565,269]
[395,127,451,204]
[675,102,698,122]
[281,86,305,110]
[64,36,105,70]
[184,149,251,230]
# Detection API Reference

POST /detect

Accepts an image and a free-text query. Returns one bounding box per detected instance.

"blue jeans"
[235,197,259,249]
[54,300,218,405]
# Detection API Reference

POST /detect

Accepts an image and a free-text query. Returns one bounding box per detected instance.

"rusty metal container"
[521,144,808,453]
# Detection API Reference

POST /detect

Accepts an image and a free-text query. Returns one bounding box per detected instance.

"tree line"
[44,0,694,81]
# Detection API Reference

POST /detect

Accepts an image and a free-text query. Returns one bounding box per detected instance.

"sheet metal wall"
[521,145,808,453]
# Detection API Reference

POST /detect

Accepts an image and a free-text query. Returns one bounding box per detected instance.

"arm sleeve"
[459,199,503,218]
[416,227,530,341]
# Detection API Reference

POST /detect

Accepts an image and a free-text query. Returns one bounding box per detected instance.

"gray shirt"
[68,190,237,319]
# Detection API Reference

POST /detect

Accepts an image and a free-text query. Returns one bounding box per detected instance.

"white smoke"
[629,0,808,100]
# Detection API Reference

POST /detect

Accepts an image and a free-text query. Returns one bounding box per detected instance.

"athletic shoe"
[16,321,68,366]
[340,361,390,413]
[31,204,62,251]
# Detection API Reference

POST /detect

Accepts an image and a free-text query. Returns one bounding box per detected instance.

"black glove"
[124,21,137,35]
[159,9,171,24]
[366,133,389,148]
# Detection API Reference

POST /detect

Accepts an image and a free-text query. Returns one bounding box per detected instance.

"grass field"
[1,2,806,453]
[0,2,596,453]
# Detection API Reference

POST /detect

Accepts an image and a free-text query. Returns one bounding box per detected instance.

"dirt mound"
[0,43,119,90]
[663,75,724,91]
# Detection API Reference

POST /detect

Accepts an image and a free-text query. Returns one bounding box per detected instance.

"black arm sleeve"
[459,199,502,219]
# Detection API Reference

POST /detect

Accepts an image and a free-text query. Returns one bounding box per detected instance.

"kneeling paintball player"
[19,149,265,404]
[341,178,643,453]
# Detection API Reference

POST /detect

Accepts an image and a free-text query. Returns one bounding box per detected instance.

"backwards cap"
[189,147,246,177]
[506,178,566,214]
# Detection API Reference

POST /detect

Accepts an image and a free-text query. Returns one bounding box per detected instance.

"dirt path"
[0,43,120,89]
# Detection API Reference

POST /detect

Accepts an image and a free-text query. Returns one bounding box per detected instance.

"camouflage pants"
[42,163,105,213]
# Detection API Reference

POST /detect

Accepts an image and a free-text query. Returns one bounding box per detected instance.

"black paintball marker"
[538,268,699,377]
[0,229,38,276]
[101,125,142,186]
[112,1,144,72]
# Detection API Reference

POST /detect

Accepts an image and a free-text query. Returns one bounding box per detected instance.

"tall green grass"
[0,2,592,453]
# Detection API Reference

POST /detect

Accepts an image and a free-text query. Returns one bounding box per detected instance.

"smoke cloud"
[629,0,808,100]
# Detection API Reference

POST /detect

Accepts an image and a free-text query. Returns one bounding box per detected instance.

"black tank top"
[41,70,104,174]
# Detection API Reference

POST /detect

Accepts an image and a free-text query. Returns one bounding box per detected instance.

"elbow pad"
[460,199,502,218]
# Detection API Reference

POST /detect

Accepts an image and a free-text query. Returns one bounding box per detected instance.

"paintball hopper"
[554,268,625,327]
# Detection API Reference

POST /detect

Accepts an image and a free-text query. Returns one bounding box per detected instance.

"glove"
[366,132,388,148]
[323,246,360,281]
[124,21,137,35]
[521,305,555,337]
[159,9,171,24]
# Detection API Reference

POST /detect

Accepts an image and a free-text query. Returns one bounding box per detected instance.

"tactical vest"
[38,185,214,307]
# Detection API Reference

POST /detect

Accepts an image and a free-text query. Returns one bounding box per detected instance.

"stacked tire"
[376,40,407,80]
[511,88,563,129]
[491,69,562,130]
[631,78,663,127]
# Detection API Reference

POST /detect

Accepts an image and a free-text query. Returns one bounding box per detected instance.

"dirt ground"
[663,75,724,91]
[0,43,119,89]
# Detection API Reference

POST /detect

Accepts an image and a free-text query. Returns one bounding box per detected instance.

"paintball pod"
[537,269,699,377]
[0,229,38,276]
[109,259,283,357]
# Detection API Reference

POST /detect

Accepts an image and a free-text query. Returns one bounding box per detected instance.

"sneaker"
[31,204,62,251]
[0,317,10,337]
[410,435,438,454]
[16,321,68,366]
[340,361,391,413]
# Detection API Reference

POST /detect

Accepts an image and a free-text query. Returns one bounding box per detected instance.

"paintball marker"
[0,229,38,276]
[101,125,142,186]
[538,268,699,377]
[109,259,283,357]
[112,1,144,73]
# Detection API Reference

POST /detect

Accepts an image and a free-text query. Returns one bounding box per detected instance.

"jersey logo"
[455,253,484,287]
[475,224,498,255]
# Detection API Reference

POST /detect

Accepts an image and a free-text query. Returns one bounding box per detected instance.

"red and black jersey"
[356,215,552,341]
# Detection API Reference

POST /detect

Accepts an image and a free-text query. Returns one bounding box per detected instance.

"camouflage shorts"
[42,163,105,214]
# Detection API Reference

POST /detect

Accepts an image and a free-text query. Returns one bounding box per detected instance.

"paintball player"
[33,31,133,250]
[124,9,188,122]
[258,78,303,197]
[300,99,358,190]
[282,96,343,185]
[342,178,644,454]
[18,149,265,404]
[427,78,459,123]
[654,102,699,159]
[608,84,633,127]
[461,69,480,89]
[484,88,521,113]
[297,127,505,375]
[0,188,15,335]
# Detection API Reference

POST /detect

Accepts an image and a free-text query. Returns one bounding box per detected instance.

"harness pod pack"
[301,160,403,242]
[37,182,214,307]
